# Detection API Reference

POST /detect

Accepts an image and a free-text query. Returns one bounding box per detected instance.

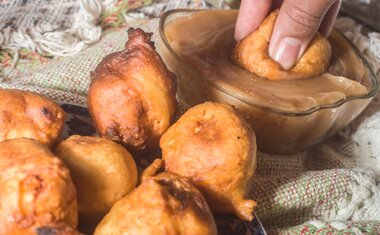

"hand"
[235,0,341,70]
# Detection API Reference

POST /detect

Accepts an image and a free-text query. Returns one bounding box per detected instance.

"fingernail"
[270,37,302,70]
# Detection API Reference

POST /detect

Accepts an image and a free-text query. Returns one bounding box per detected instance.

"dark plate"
[60,103,267,235]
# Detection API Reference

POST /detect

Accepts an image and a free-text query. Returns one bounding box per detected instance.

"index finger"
[235,0,273,41]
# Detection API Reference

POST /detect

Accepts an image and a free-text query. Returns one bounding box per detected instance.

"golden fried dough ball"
[94,161,217,235]
[0,138,77,234]
[0,89,65,147]
[160,102,257,221]
[232,10,331,80]
[88,28,177,153]
[54,135,138,223]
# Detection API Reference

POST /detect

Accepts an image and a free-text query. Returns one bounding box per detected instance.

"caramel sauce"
[164,10,368,113]
[160,10,372,154]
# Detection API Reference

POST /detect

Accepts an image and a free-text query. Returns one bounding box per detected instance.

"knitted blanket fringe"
[0,0,105,79]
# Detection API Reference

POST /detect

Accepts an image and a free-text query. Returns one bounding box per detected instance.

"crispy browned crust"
[160,102,257,221]
[0,138,77,234]
[0,89,65,147]
[232,10,332,80]
[88,28,177,153]
[94,171,217,235]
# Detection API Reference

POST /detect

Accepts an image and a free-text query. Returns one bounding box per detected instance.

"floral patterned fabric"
[0,1,380,235]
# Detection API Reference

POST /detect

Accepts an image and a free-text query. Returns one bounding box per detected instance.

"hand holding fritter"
[232,10,332,80]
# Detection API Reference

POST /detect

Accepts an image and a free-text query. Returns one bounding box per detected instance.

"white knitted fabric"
[0,0,106,56]
[271,17,380,232]
[0,0,106,80]
[333,17,380,180]
[290,17,380,229]
[321,169,380,222]
[352,113,380,178]
[307,220,364,234]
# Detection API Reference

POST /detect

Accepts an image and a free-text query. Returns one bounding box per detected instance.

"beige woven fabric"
[0,0,380,234]
[0,0,104,57]
[0,0,80,29]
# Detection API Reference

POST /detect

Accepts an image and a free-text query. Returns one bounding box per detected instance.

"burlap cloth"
[1,0,380,234]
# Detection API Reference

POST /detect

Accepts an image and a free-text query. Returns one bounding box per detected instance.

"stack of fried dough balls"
[0,138,79,234]
[93,102,258,234]
[0,88,82,234]
[86,28,257,233]
[0,25,259,234]
[0,87,140,234]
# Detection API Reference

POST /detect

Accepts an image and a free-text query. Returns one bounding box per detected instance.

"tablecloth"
[0,0,380,234]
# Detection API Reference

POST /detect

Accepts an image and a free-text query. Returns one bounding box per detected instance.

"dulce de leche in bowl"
[158,9,378,154]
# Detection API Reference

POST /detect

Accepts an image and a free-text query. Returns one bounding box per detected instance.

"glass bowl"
[158,9,378,155]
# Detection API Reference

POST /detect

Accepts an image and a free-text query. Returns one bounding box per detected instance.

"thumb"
[268,0,336,70]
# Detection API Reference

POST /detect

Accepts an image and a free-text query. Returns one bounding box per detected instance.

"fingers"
[234,0,273,41]
[319,0,342,37]
[271,0,284,10]
[268,0,337,69]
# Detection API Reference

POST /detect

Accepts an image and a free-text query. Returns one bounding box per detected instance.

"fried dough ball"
[0,89,65,147]
[160,102,257,221]
[232,10,332,80]
[0,138,77,234]
[94,161,217,235]
[88,28,177,153]
[54,135,138,223]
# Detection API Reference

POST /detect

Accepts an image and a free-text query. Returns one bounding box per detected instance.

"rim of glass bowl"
[159,9,379,116]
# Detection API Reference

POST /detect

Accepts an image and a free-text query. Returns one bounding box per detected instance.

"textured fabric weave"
[0,0,103,60]
[0,1,380,234]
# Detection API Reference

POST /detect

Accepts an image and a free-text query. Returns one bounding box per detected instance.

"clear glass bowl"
[158,9,378,154]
